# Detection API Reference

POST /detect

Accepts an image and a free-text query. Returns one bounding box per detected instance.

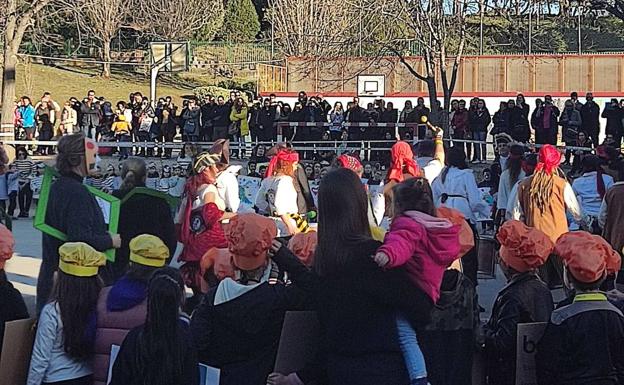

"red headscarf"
[535,144,561,175]
[336,154,362,174]
[266,149,299,178]
[387,141,420,183]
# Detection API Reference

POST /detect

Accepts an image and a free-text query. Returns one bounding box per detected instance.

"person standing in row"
[533,95,560,145]
[581,92,601,147]
[38,134,121,313]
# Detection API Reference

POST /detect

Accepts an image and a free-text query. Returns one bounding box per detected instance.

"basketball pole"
[150,59,171,108]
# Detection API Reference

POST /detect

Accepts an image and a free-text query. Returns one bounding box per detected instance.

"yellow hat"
[58,242,106,277]
[129,234,169,267]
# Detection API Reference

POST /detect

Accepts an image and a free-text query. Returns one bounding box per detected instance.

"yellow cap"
[58,242,106,277]
[129,234,169,267]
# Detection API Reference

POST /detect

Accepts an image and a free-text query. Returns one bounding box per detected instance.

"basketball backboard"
[149,41,190,73]
[357,75,385,97]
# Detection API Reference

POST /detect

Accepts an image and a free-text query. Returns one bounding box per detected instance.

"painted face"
[84,138,99,175]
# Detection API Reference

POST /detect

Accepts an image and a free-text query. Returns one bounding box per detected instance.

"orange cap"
[555,231,621,283]
[227,213,277,271]
[287,231,318,267]
[0,225,14,269]
[437,207,474,258]
[497,220,554,272]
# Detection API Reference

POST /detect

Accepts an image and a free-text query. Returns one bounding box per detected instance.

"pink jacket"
[378,210,461,302]
[92,287,147,385]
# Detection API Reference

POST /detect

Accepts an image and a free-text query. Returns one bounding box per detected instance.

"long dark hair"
[441,146,468,184]
[582,155,606,198]
[136,267,186,385]
[51,271,102,360]
[314,168,371,277]
[393,177,436,217]
[508,144,525,188]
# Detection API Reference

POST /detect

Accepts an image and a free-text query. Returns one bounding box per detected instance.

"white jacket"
[431,167,491,223]
[216,165,242,213]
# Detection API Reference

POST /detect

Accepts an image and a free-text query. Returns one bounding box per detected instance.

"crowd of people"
[1,88,624,385]
[11,89,624,165]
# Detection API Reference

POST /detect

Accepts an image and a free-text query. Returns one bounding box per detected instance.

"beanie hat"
[58,242,106,277]
[0,225,15,270]
[555,231,621,284]
[227,213,277,271]
[287,231,318,267]
[497,220,554,273]
[129,234,169,267]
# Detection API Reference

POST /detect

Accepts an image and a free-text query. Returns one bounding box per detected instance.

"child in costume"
[482,220,554,385]
[536,231,624,385]
[92,234,170,385]
[191,213,311,385]
[145,162,160,190]
[373,177,461,385]
[27,242,106,385]
[158,165,172,194]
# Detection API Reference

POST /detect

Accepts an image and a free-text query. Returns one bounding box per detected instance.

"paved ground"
[7,217,510,319]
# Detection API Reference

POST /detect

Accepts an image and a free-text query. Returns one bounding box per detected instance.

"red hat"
[437,207,474,259]
[227,214,277,270]
[0,224,14,269]
[555,231,622,283]
[266,149,299,178]
[387,141,420,183]
[535,144,561,175]
[497,220,554,273]
[287,231,317,267]
[336,154,362,175]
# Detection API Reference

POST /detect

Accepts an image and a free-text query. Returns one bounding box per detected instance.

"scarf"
[387,141,419,183]
[535,144,561,175]
[266,149,299,178]
[336,154,362,174]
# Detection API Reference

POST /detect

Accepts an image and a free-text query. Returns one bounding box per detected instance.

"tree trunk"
[426,76,437,111]
[1,46,18,160]
[101,40,112,78]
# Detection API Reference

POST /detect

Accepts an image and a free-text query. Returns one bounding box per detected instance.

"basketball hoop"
[357,75,385,97]
[148,42,190,106]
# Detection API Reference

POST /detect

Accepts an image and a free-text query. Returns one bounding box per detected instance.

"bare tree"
[381,0,474,112]
[128,0,225,40]
[60,0,129,78]
[267,0,394,58]
[1,0,55,140]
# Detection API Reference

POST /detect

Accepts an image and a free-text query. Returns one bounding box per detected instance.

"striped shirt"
[13,159,34,182]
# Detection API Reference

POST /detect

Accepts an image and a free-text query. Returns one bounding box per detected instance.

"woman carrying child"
[373,177,461,385]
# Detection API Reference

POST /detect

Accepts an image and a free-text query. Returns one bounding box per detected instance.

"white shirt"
[168,176,186,198]
[431,167,491,223]
[27,303,93,385]
[499,155,510,171]
[572,172,614,217]
[216,165,242,213]
[417,156,444,183]
[255,175,299,216]
[497,169,525,210]
[508,177,584,223]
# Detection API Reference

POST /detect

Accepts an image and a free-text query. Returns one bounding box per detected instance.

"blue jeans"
[473,131,487,161]
[396,313,427,380]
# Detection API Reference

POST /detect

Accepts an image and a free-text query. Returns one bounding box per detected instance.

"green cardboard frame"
[34,167,120,261]
[120,187,180,209]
